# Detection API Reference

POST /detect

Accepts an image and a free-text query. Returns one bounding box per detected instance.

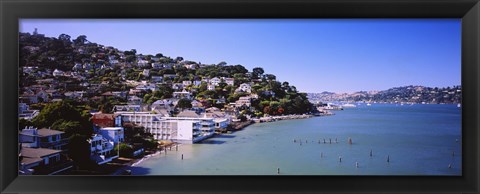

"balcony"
[39,139,68,148]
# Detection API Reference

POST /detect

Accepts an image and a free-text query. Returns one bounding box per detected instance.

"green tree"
[176,98,193,110]
[68,134,95,169]
[32,101,93,137]
[114,143,134,158]
[51,119,86,137]
[252,67,264,79]
[73,35,88,46]
[19,119,33,131]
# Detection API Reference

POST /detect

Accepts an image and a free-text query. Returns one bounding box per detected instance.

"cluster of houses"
[19,125,124,175]
[19,31,280,175]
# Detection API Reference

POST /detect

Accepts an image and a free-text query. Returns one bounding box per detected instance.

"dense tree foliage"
[176,98,193,110]
[32,101,93,136]
[68,134,96,169]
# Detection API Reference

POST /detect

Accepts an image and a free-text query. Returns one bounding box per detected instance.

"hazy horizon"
[20,19,461,93]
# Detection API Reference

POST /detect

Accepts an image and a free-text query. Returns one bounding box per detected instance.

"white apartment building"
[115,112,215,144]
[163,116,215,144]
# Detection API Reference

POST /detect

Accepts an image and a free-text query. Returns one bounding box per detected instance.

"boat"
[366,103,371,106]
[457,103,461,108]
[342,103,357,108]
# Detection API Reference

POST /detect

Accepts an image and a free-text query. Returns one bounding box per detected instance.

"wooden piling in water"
[356,162,359,168]
[181,154,184,160]
[339,156,342,163]
[329,138,331,144]
[348,137,353,145]
[387,155,390,163]
[277,168,280,174]
[370,149,372,157]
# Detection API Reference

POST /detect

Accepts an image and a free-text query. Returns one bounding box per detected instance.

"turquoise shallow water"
[130,104,462,175]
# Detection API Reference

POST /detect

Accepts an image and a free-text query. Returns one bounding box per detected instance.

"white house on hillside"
[235,83,251,93]
[224,78,234,86]
[209,77,221,86]
[52,69,64,77]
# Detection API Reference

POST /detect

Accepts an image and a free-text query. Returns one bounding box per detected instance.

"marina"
[130,103,461,175]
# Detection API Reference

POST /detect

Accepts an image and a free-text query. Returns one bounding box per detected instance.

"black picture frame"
[1,0,479,193]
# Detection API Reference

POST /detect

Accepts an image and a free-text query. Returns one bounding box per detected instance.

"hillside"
[307,85,462,104]
[19,31,314,117]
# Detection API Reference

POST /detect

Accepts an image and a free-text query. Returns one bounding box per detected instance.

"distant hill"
[307,85,461,104]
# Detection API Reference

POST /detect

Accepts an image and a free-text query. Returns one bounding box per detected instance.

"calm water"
[130,104,462,175]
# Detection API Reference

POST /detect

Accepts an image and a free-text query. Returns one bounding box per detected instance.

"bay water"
[130,104,462,175]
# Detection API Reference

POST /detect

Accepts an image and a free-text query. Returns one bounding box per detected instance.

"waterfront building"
[115,111,215,144]
[116,112,170,140]
[98,127,125,144]
[19,147,73,175]
[19,127,68,151]
[163,113,215,144]
[92,113,122,128]
[89,134,118,165]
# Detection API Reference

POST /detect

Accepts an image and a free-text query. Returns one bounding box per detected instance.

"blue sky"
[20,19,461,93]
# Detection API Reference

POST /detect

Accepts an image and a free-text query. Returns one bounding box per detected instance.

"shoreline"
[251,114,313,123]
[111,143,181,175]
[121,114,325,174]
